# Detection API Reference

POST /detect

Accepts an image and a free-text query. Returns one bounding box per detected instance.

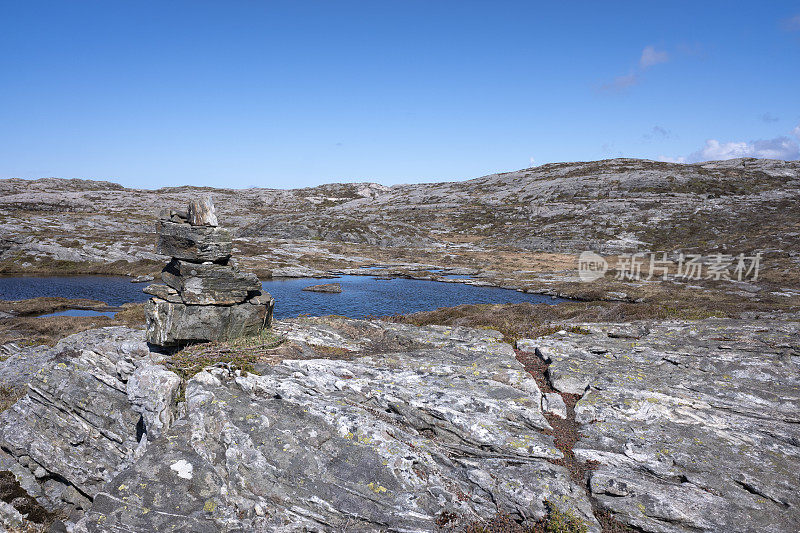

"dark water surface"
[0,276,150,307]
[0,275,564,319]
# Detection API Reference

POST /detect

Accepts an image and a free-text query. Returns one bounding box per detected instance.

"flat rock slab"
[161,259,261,305]
[155,220,231,263]
[82,420,223,533]
[302,282,342,293]
[81,317,600,532]
[145,297,270,346]
[524,318,800,533]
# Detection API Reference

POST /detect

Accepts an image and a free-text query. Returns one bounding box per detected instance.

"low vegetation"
[387,299,738,345]
[455,504,590,533]
[0,301,147,347]
[0,385,25,413]
[166,329,286,380]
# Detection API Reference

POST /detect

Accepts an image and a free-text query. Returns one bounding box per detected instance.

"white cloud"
[659,155,687,163]
[792,124,800,140]
[640,46,669,68]
[661,136,800,163]
[600,45,668,92]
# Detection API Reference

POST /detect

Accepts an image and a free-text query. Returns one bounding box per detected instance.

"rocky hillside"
[2,157,798,261]
[1,158,799,310]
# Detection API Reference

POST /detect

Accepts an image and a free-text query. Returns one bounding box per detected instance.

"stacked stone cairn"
[144,197,274,346]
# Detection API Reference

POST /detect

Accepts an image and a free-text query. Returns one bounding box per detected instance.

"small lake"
[0,275,564,320]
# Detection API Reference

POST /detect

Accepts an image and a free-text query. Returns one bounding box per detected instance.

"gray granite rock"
[524,318,800,533]
[5,316,799,533]
[79,318,600,532]
[0,327,176,526]
[301,282,342,293]
[155,220,232,263]
[161,259,261,305]
[126,364,182,440]
[145,297,271,346]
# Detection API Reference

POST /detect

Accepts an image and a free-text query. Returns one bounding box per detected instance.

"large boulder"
[0,327,178,522]
[145,296,272,346]
[161,259,261,305]
[155,220,232,263]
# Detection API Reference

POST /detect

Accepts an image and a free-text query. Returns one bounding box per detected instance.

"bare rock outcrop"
[1,316,799,532]
[0,327,178,526]
[522,318,800,533]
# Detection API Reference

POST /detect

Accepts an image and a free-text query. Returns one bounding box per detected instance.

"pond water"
[264,275,562,319]
[0,276,150,307]
[0,274,564,320]
[39,309,117,319]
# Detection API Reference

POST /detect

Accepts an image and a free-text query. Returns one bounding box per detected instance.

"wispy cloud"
[600,45,669,92]
[660,131,800,163]
[760,112,780,123]
[600,72,638,92]
[643,125,671,140]
[781,14,800,31]
[640,46,669,68]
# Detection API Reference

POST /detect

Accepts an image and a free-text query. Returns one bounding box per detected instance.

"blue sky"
[1,1,798,189]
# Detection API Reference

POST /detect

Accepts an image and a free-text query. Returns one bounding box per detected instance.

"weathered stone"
[81,421,223,533]
[142,282,181,303]
[126,364,182,440]
[145,298,271,346]
[542,392,568,419]
[79,318,600,532]
[301,282,342,293]
[0,327,175,521]
[161,259,261,305]
[187,196,218,227]
[524,318,800,533]
[155,220,231,263]
[246,289,273,306]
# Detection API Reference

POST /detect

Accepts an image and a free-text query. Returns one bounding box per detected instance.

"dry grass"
[0,256,161,277]
[445,505,590,533]
[166,329,287,380]
[386,299,731,345]
[0,315,117,347]
[0,297,107,317]
[0,301,147,347]
[114,302,146,325]
[0,385,25,413]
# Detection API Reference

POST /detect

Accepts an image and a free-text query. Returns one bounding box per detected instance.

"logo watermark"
[577,251,762,282]
[578,251,608,282]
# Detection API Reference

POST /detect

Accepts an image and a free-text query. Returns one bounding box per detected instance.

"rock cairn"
[143,197,274,346]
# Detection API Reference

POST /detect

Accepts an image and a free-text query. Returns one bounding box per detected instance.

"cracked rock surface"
[528,318,800,533]
[81,318,599,532]
[1,316,799,532]
[0,327,171,520]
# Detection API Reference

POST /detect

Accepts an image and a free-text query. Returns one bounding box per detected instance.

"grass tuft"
[166,329,286,380]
